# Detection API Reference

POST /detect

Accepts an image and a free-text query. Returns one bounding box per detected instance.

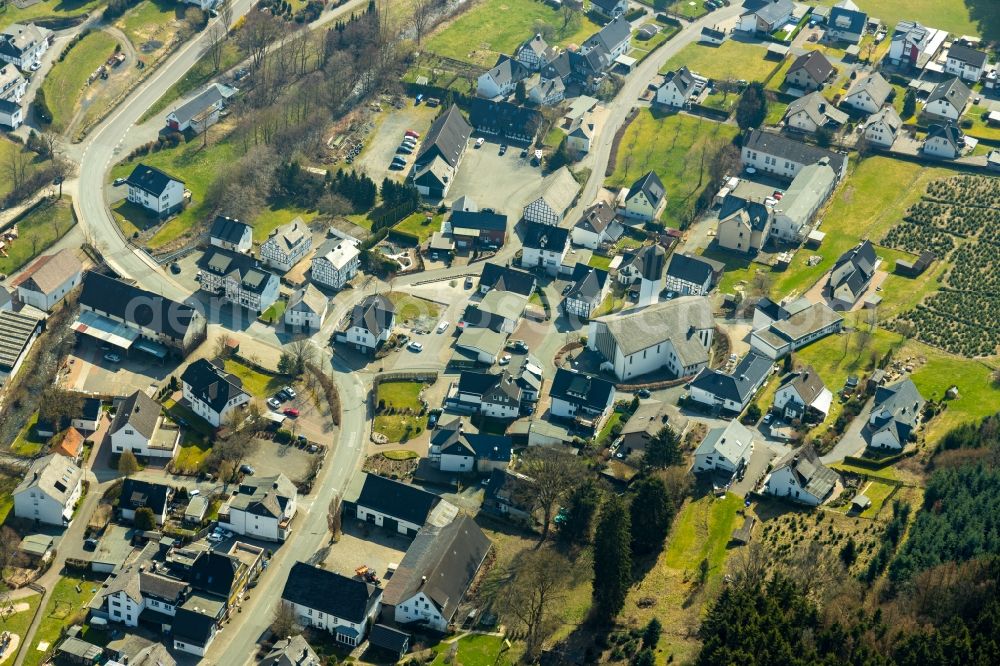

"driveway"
[62,336,177,396]
[730,445,776,497]
[821,397,872,463]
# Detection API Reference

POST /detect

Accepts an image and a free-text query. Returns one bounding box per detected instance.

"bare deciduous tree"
[328,494,342,542]
[496,548,573,659]
[515,447,586,542]
[270,601,298,639]
[207,22,226,73]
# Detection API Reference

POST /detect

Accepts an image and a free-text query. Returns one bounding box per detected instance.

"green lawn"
[0,472,19,525]
[9,412,46,457]
[252,205,318,243]
[424,0,601,67]
[588,253,612,270]
[0,592,40,665]
[144,40,244,121]
[41,29,121,134]
[663,493,743,571]
[0,137,43,202]
[116,0,183,63]
[375,381,426,443]
[664,0,709,19]
[377,381,425,411]
[259,300,286,325]
[223,358,285,397]
[173,431,212,474]
[794,326,902,396]
[661,40,781,83]
[374,414,426,443]
[964,105,1000,141]
[382,449,419,461]
[23,575,105,666]
[596,409,624,447]
[698,246,770,295]
[607,111,739,229]
[857,480,896,518]
[393,212,442,242]
[386,292,441,322]
[0,199,76,276]
[810,0,984,38]
[0,0,103,32]
[163,398,215,437]
[432,633,514,666]
[831,461,899,482]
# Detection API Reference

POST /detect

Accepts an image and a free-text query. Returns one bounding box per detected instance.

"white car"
[207,532,223,542]
[475,137,485,148]
[437,320,449,333]
[283,386,297,399]
[408,341,424,352]
[499,354,511,365]
[267,397,281,410]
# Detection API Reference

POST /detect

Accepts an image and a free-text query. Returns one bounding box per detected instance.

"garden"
[660,40,781,84]
[373,380,429,443]
[0,199,76,277]
[23,574,108,666]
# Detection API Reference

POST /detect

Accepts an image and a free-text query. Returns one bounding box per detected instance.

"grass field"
[588,253,612,270]
[116,0,183,63]
[375,381,426,442]
[0,137,44,202]
[223,358,285,397]
[795,326,901,395]
[173,431,212,473]
[424,0,601,67]
[0,592,40,665]
[393,211,442,242]
[9,412,46,457]
[144,40,243,121]
[661,40,781,84]
[810,0,984,38]
[431,633,514,666]
[23,575,105,666]
[259,299,286,325]
[386,292,441,322]
[0,0,102,32]
[0,199,76,276]
[698,246,770,294]
[606,111,739,228]
[377,381,425,411]
[42,29,121,134]
[857,480,897,518]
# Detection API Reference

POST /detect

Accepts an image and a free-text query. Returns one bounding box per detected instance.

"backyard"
[810,0,985,38]
[374,380,428,443]
[386,292,441,323]
[9,412,46,457]
[23,574,108,666]
[393,211,442,243]
[41,29,122,134]
[0,199,76,276]
[606,111,739,228]
[661,40,781,84]
[0,137,43,202]
[0,592,41,665]
[431,634,514,666]
[222,358,286,398]
[172,431,212,474]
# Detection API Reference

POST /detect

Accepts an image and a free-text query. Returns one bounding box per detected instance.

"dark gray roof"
[209,215,251,244]
[350,294,394,336]
[479,262,535,296]
[948,43,988,69]
[457,370,502,396]
[169,83,234,126]
[369,625,410,655]
[416,105,472,169]
[188,551,242,597]
[79,271,198,341]
[772,444,839,501]
[262,635,321,666]
[109,390,161,440]
[483,371,521,406]
[666,252,715,286]
[623,244,665,281]
[282,562,380,624]
[828,5,867,36]
[701,26,725,40]
[871,378,924,435]
[450,210,508,232]
[522,222,568,252]
[120,479,172,515]
[926,77,971,112]
[743,129,847,175]
[198,247,277,295]
[125,163,183,197]
[550,368,614,412]
[180,358,248,414]
[352,473,440,527]
[483,55,528,89]
[591,0,624,12]
[778,365,827,405]
[688,353,772,405]
[566,263,608,305]
[172,607,217,645]
[662,66,696,97]
[576,201,617,234]
[627,171,665,208]
[830,239,876,295]
[585,16,631,54]
[926,122,964,149]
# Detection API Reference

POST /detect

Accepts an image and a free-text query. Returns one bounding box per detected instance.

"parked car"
[104,353,121,363]
[428,411,440,429]
[405,129,420,138]
[408,341,424,352]
[499,144,507,155]
[84,538,98,551]
[240,464,256,475]
[397,334,410,346]
[636,388,651,399]
[112,177,125,186]
[267,397,281,410]
[475,137,485,148]
[283,386,297,399]
[499,354,512,365]
[170,262,181,274]
[389,162,405,171]
[763,413,773,425]
[465,276,474,288]
[510,340,529,353]
[437,320,450,333]
[283,408,300,418]
[207,532,224,543]
[397,145,413,155]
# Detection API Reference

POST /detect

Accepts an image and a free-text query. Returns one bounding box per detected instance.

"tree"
[735,82,768,130]
[271,601,298,639]
[816,126,834,147]
[207,21,226,72]
[496,548,573,659]
[634,649,655,666]
[213,431,259,484]
[515,79,527,104]
[783,353,794,374]
[558,479,602,545]
[278,339,315,376]
[560,4,581,35]
[238,9,287,72]
[412,0,435,45]
[592,496,632,622]
[745,403,763,424]
[840,536,858,568]
[642,617,662,649]
[643,425,681,469]
[328,494,342,542]
[516,447,586,542]
[38,387,82,432]
[118,450,140,477]
[630,476,675,556]
[902,89,917,119]
[4,144,30,194]
[0,527,22,573]
[133,507,156,531]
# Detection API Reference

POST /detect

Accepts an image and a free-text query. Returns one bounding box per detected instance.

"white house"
[785,50,835,92]
[764,445,841,506]
[742,128,849,182]
[477,55,527,99]
[284,284,328,331]
[522,166,579,225]
[617,244,665,307]
[454,371,521,419]
[180,358,251,428]
[338,294,395,353]
[219,474,297,542]
[842,71,892,115]
[656,66,696,108]
[437,430,512,474]
[455,326,507,364]
[922,77,971,121]
[260,218,312,272]
[197,248,280,313]
[867,378,925,450]
[0,98,22,129]
[623,171,666,222]
[588,297,715,381]
[515,34,556,71]
[774,366,833,421]
[783,91,848,133]
[562,264,609,320]
[124,164,185,218]
[311,237,359,289]
[549,368,615,427]
[166,82,236,133]
[692,420,754,476]
[737,0,794,35]
[770,160,837,242]
[591,0,627,20]
[687,353,773,414]
[344,472,454,539]
[10,248,82,311]
[571,201,622,250]
[565,118,592,152]
[282,563,382,647]
[827,239,877,309]
[945,43,988,82]
[863,106,902,147]
[208,215,253,253]
[108,390,179,459]
[664,252,718,296]
[101,563,189,629]
[13,454,83,526]
[749,300,844,359]
[0,23,52,69]
[922,123,964,159]
[521,222,568,275]
[887,20,947,69]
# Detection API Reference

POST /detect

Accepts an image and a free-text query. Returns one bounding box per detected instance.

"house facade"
[692,421,754,476]
[742,129,848,182]
[0,23,52,68]
[109,390,179,459]
[687,353,773,414]
[774,366,833,421]
[868,379,924,450]
[571,201,621,249]
[311,237,360,289]
[785,51,834,91]
[180,359,251,428]
[623,171,666,222]
[764,445,841,505]
[842,72,892,114]
[197,248,280,313]
[664,253,717,296]
[219,474,297,542]
[923,77,971,121]
[521,222,568,275]
[125,164,185,218]
[282,563,382,647]
[863,107,902,147]
[549,368,615,427]
[522,167,579,226]
[945,43,988,82]
[13,454,83,526]
[284,284,328,331]
[338,294,395,353]
[923,123,963,159]
[656,66,696,108]
[260,218,312,272]
[208,215,253,253]
[11,248,82,311]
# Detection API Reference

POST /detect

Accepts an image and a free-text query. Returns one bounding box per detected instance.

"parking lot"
[447,138,547,216]
[321,520,409,583]
[245,438,318,484]
[355,102,441,185]
[62,336,176,395]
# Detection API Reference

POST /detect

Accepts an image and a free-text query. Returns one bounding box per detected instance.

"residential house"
[923,77,971,121]
[522,166,580,226]
[478,262,536,297]
[67,400,100,433]
[591,0,627,20]
[180,358,251,428]
[828,239,877,308]
[617,244,665,306]
[863,106,902,147]
[51,428,84,463]
[338,294,395,353]
[208,215,253,253]
[737,0,794,35]
[482,469,533,520]
[826,1,867,43]
[764,445,841,505]
[282,563,382,647]
[75,271,206,358]
[742,128,849,181]
[0,64,26,128]
[454,327,507,365]
[261,635,321,666]
[382,514,491,633]
[572,201,623,249]
[100,562,190,630]
[785,50,835,91]
[717,195,772,254]
[285,284,328,331]
[749,301,844,359]
[476,55,528,99]
[945,43,988,82]
[124,164,185,218]
[109,390,180,459]
[623,171,666,222]
[260,218,311,272]
[0,23,52,68]
[119,479,173,525]
[0,310,43,383]
[888,20,947,69]
[700,26,726,45]
[774,366,833,421]
[437,429,512,474]
[219,474,297,542]
[923,122,965,159]
[513,357,543,403]
[521,222,569,275]
[867,378,925,450]
[656,66,697,108]
[343,472,456,538]
[469,98,543,143]
[616,400,688,462]
[664,252,719,296]
[444,210,508,250]
[562,263,609,319]
[172,607,220,657]
[549,368,615,427]
[0,96,22,129]
[454,370,522,419]
[581,16,632,61]
[0,286,10,312]
[565,118,593,152]
[842,71,892,114]
[771,159,837,241]
[184,496,209,525]
[588,296,715,380]
[783,91,848,133]
[687,352,773,414]
[692,420,754,476]
[13,454,83,526]
[166,83,237,133]
[515,33,557,71]
[197,248,280,313]
[11,248,82,311]
[413,105,472,199]
[463,289,527,334]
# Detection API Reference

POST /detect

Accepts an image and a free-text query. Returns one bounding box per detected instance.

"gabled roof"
[872,378,924,432]
[416,105,472,169]
[172,607,217,645]
[743,128,847,175]
[180,358,248,414]
[621,244,665,281]
[262,635,321,666]
[263,218,308,254]
[926,122,964,150]
[350,473,441,527]
[594,296,714,363]
[947,43,987,68]
[591,0,624,12]
[525,166,580,216]
[926,77,971,111]
[198,247,278,294]
[0,23,52,58]
[125,163,183,197]
[455,326,507,358]
[382,514,491,623]
[565,263,608,305]
[479,263,535,296]
[169,83,236,126]
[10,248,81,295]
[771,444,840,500]
[845,71,892,106]
[575,201,618,235]
[482,54,528,90]
[282,562,380,624]
[865,106,902,132]
[78,271,199,341]
[666,252,715,286]
[0,309,42,371]
[188,550,243,597]
[585,16,631,54]
[743,0,793,24]
[719,194,771,232]
[109,390,161,441]
[517,33,557,61]
[53,427,84,459]
[208,215,251,244]
[701,26,725,40]
[778,366,827,405]
[550,367,614,411]
[228,474,296,518]
[287,284,328,316]
[828,4,867,35]
[463,433,513,462]
[350,294,394,336]
[785,91,848,126]
[695,420,754,463]
[626,171,665,208]
[14,454,82,504]
[830,239,877,294]
[457,370,503,396]
[477,289,528,321]
[369,625,410,656]
[688,353,772,405]
[120,478,172,515]
[660,66,696,97]
[522,222,569,252]
[450,210,508,233]
[313,237,359,270]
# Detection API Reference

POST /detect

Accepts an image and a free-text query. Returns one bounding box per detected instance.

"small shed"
[766,43,790,60]
[731,516,756,544]
[806,229,826,248]
[368,624,411,660]
[55,636,103,665]
[184,496,209,525]
[851,494,872,513]
[19,534,54,563]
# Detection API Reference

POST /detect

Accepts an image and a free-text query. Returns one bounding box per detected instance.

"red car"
[405,129,420,139]
[283,408,300,418]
